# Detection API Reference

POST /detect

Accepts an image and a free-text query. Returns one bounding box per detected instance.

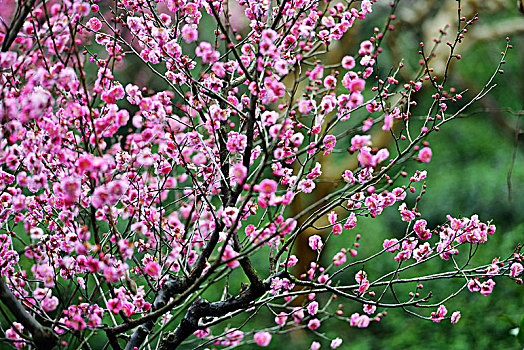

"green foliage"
[518,314,524,347]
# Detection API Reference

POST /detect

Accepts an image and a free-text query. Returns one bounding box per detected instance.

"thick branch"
[123,277,186,350]
[0,277,58,349]
[121,220,225,349]
[159,284,267,349]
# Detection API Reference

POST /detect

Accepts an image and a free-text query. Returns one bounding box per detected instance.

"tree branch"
[0,277,58,350]
[1,0,35,52]
[159,279,269,349]
[122,277,186,350]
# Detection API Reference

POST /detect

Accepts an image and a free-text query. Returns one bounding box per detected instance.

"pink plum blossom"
[342,55,356,69]
[363,304,376,315]
[323,135,337,155]
[6,323,24,349]
[307,301,319,315]
[414,219,431,240]
[298,179,316,193]
[331,337,343,348]
[418,147,432,163]
[311,341,321,350]
[450,311,461,324]
[333,251,347,266]
[510,262,523,277]
[144,260,161,279]
[480,279,496,296]
[344,213,357,230]
[275,312,288,326]
[181,24,198,43]
[308,318,321,330]
[254,331,272,346]
[332,223,343,236]
[257,179,278,194]
[309,235,323,251]
[0,1,514,348]
[431,305,448,323]
[356,314,370,328]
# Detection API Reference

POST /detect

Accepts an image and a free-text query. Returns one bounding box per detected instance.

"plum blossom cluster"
[380,214,497,264]
[0,0,520,349]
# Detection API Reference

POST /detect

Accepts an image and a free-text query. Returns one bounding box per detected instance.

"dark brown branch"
[122,277,186,350]
[0,277,58,350]
[120,218,225,348]
[271,0,291,30]
[1,0,35,52]
[158,277,271,349]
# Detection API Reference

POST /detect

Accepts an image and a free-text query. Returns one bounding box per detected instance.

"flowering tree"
[0,0,522,349]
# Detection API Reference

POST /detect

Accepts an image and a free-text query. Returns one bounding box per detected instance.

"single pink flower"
[144,260,161,279]
[450,311,461,324]
[333,251,347,266]
[510,262,523,277]
[254,331,272,346]
[332,223,343,236]
[331,337,343,348]
[275,312,288,326]
[257,179,278,194]
[309,235,323,250]
[87,17,102,31]
[356,315,370,328]
[307,301,319,315]
[308,318,321,330]
[341,55,356,69]
[418,147,432,163]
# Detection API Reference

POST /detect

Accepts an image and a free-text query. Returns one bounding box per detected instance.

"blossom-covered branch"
[0,0,521,349]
